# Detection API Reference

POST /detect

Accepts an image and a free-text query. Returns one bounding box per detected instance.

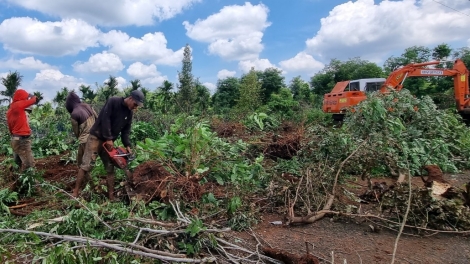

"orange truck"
[322,59,470,121]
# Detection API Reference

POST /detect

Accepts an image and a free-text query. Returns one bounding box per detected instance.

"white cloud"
[100,31,184,66]
[0,17,100,56]
[0,57,53,70]
[203,82,216,94]
[31,69,86,101]
[126,62,167,86]
[7,0,202,26]
[238,58,278,73]
[73,52,124,73]
[305,0,470,61]
[217,69,236,80]
[279,52,324,75]
[184,2,270,61]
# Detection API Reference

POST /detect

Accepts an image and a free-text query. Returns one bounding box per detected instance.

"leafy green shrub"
[242,112,280,132]
[137,116,267,186]
[301,89,470,177]
[0,189,18,215]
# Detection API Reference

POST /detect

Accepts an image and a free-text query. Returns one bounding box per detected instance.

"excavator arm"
[322,58,470,121]
[380,59,470,112]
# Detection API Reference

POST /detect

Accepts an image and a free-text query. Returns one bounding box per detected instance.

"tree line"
[1,43,469,118]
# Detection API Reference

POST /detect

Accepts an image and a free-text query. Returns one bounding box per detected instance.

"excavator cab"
[322,78,385,120]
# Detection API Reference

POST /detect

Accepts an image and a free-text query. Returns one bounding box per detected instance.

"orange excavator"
[322,59,470,121]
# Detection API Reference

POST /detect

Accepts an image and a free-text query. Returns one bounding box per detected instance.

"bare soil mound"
[130,161,206,202]
[131,161,172,202]
[264,122,304,160]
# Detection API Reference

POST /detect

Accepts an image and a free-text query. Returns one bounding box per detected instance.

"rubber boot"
[73,169,86,197]
[107,173,116,201]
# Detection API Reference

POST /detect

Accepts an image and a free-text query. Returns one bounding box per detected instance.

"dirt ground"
[2,154,470,263]
[230,212,470,264]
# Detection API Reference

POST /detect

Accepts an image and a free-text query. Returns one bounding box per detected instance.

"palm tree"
[79,84,96,103]
[33,91,44,105]
[53,87,70,106]
[103,75,119,100]
[1,70,23,104]
[130,79,141,91]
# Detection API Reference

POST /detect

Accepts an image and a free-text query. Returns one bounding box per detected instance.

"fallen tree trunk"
[0,229,215,263]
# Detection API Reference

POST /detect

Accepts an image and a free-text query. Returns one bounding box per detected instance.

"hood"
[65,92,81,113]
[12,89,29,102]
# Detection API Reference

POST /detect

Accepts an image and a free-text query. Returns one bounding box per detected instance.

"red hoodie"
[7,89,37,136]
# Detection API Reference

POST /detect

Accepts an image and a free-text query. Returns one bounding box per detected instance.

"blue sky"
[0,0,469,102]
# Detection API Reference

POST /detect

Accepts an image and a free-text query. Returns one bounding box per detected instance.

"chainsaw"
[102,142,135,170]
[103,143,137,197]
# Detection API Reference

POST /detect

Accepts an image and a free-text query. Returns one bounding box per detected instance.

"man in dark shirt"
[72,90,145,200]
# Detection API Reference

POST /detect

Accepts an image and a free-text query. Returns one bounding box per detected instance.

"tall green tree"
[212,77,240,113]
[79,84,96,103]
[432,43,452,60]
[159,80,174,93]
[235,67,262,116]
[101,75,119,100]
[176,44,195,113]
[266,88,299,118]
[152,80,175,114]
[130,79,141,91]
[123,79,142,97]
[453,47,470,68]
[53,87,70,106]
[258,68,284,103]
[194,80,211,113]
[383,46,432,73]
[1,70,23,104]
[289,76,312,104]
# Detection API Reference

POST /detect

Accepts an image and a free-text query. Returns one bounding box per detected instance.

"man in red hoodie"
[6,89,37,171]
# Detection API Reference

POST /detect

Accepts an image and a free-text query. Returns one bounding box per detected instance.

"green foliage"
[102,75,120,100]
[131,121,160,143]
[343,89,470,174]
[242,112,280,132]
[289,76,312,105]
[177,44,196,114]
[137,116,266,186]
[17,168,44,197]
[235,68,263,117]
[53,87,70,106]
[246,112,268,131]
[257,67,285,103]
[305,108,333,126]
[194,80,211,114]
[0,70,22,104]
[227,196,241,215]
[382,184,470,231]
[266,88,300,118]
[78,84,97,104]
[212,77,240,114]
[29,105,75,157]
[0,189,18,215]
[296,88,470,181]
